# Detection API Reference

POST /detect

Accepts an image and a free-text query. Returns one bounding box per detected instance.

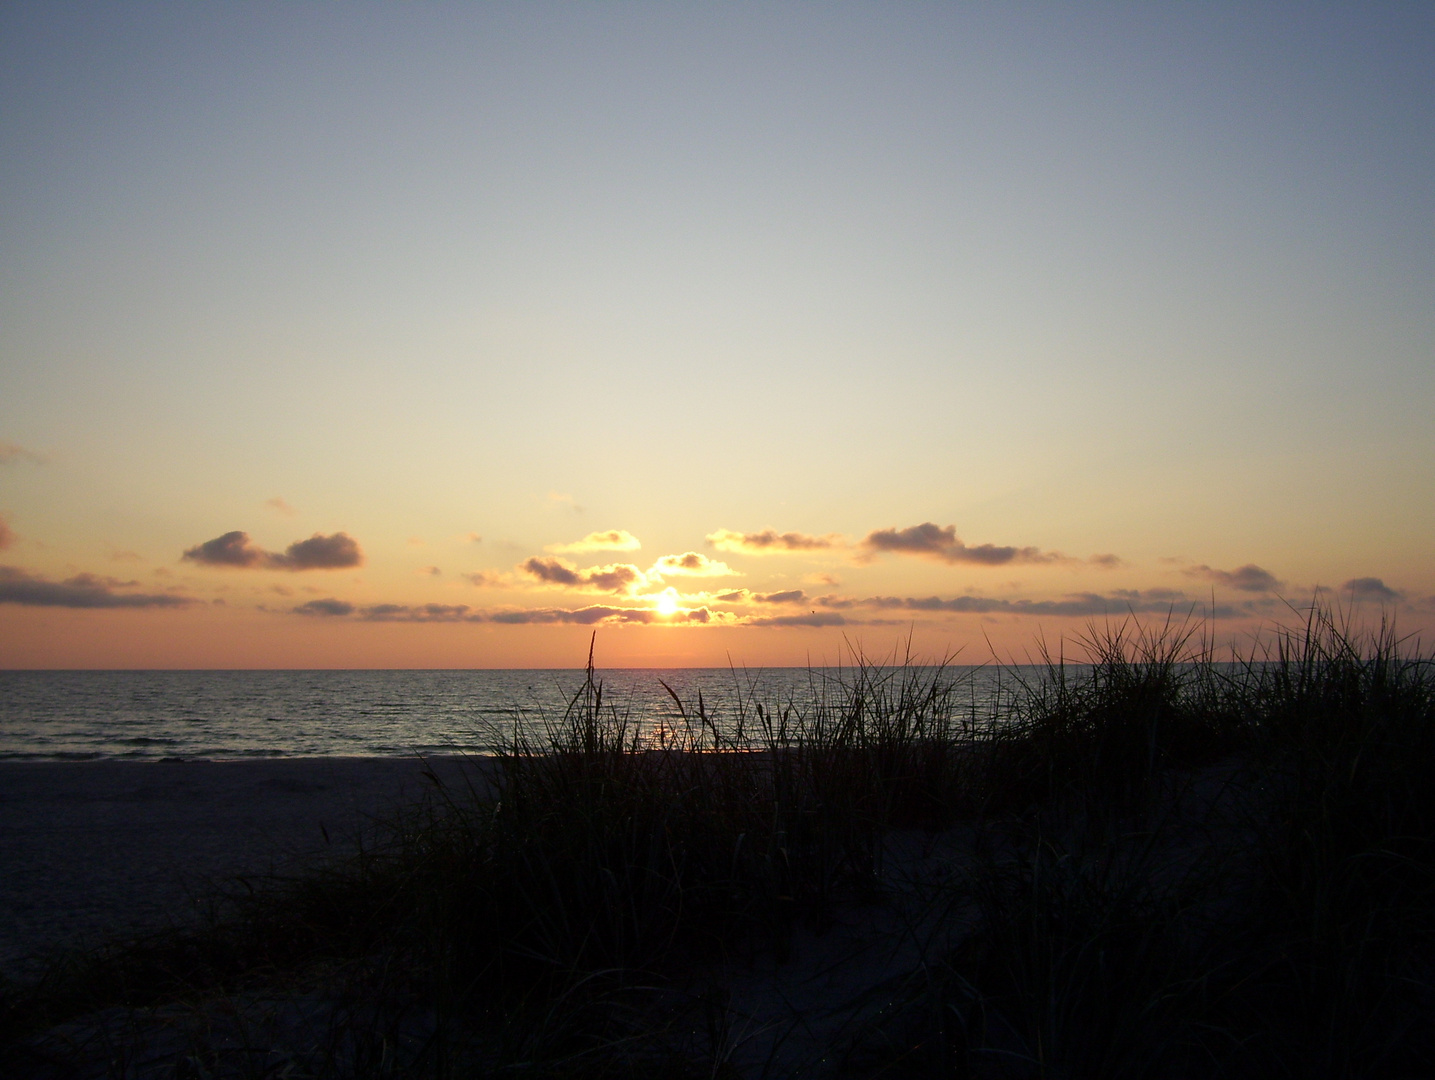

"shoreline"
[0,756,485,976]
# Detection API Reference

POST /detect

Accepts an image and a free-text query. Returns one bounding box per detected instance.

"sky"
[1,2,1432,669]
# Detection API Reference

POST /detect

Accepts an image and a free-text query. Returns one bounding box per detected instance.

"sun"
[653,587,681,617]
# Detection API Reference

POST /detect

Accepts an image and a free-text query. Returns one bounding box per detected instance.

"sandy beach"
[0,756,483,977]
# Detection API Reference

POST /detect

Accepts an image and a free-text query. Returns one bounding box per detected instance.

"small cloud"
[1185,563,1282,594]
[706,528,842,554]
[649,552,740,578]
[804,572,840,586]
[520,556,648,595]
[547,529,642,554]
[419,565,442,576]
[861,523,1056,566]
[1342,577,1405,603]
[465,533,483,544]
[0,514,14,551]
[264,497,297,517]
[182,531,267,568]
[465,570,506,588]
[269,584,294,596]
[182,530,364,571]
[292,598,354,617]
[274,532,364,569]
[0,441,45,465]
[0,565,194,608]
[1088,553,1124,569]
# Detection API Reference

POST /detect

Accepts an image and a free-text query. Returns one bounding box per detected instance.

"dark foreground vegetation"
[4,604,1434,1078]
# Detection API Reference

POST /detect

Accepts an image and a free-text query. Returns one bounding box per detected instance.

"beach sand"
[0,756,483,977]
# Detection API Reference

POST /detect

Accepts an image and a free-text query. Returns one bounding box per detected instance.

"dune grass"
[3,605,1433,1077]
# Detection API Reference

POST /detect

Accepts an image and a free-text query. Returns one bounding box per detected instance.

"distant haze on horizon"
[1,2,1431,669]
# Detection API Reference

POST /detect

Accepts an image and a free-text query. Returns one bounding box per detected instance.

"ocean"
[0,666,1015,760]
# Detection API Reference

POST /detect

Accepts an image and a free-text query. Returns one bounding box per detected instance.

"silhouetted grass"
[3,607,1433,1077]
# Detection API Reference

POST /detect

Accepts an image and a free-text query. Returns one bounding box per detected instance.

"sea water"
[0,666,1017,760]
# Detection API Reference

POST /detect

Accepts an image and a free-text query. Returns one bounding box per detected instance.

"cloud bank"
[813,588,1237,619]
[182,531,364,571]
[0,566,192,608]
[0,515,13,551]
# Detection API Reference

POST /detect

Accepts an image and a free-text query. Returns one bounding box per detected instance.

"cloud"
[649,552,740,577]
[1185,563,1282,593]
[0,441,44,465]
[465,570,506,588]
[706,528,842,554]
[360,603,477,622]
[520,556,648,594]
[182,531,364,571]
[465,533,483,544]
[1089,553,1124,568]
[1342,577,1405,603]
[264,497,297,516]
[276,532,363,569]
[746,611,848,628]
[753,589,807,605]
[861,523,1054,565]
[183,531,267,568]
[815,588,1237,619]
[292,598,355,617]
[0,515,13,551]
[489,604,716,626]
[547,530,642,554]
[419,565,441,576]
[0,565,193,608]
[805,572,841,586]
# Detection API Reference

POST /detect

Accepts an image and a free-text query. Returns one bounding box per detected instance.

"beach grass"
[3,604,1434,1077]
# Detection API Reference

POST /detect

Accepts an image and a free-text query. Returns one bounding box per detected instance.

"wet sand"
[0,757,485,976]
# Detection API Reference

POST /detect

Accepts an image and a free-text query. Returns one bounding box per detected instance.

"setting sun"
[653,588,681,617]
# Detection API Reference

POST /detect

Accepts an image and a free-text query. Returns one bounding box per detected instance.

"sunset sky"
[2,2,1432,668]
